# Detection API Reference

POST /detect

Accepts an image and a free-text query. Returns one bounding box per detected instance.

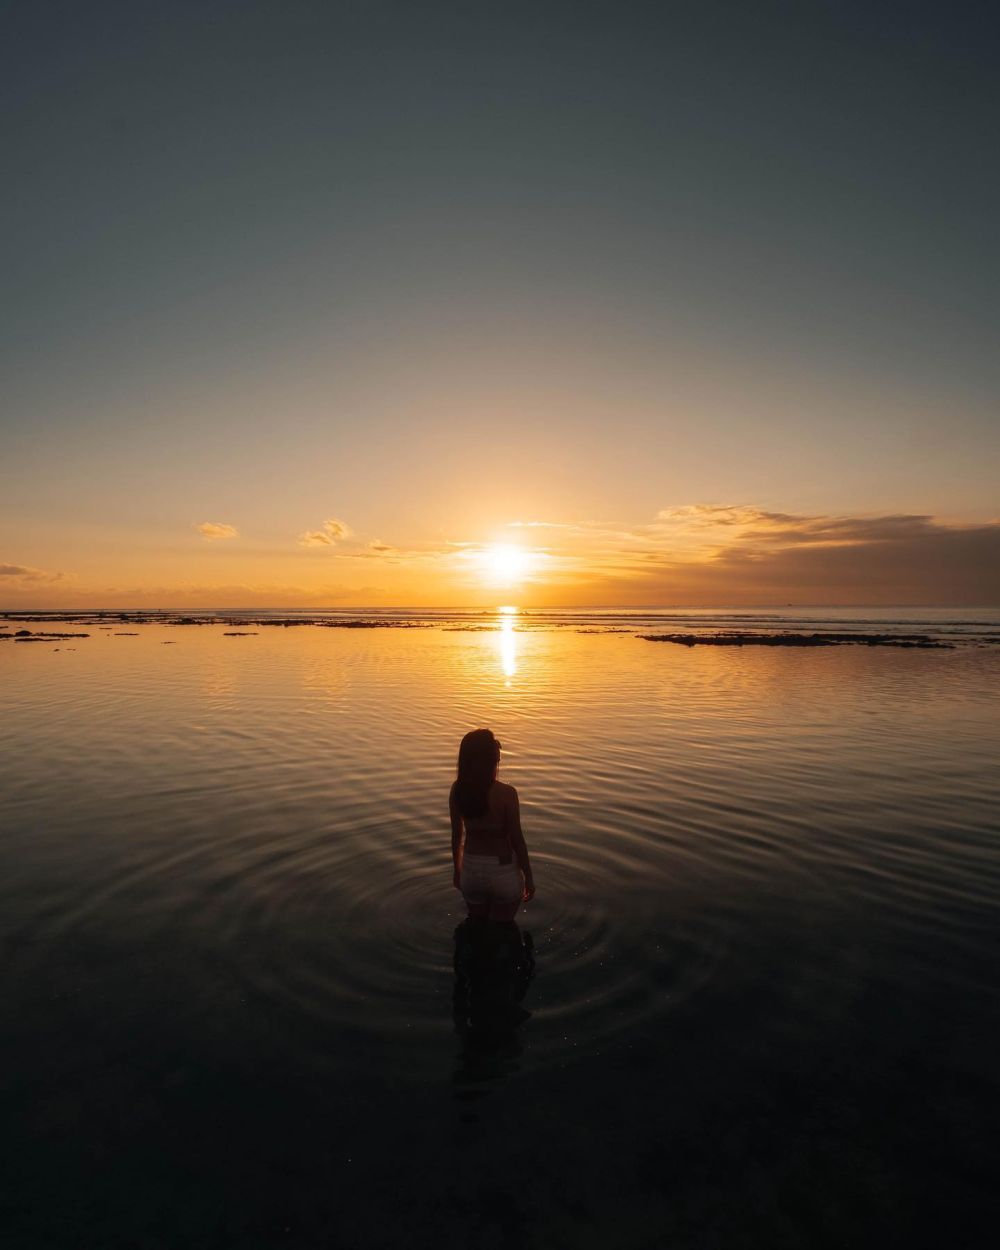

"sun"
[477,543,531,586]
[462,541,546,588]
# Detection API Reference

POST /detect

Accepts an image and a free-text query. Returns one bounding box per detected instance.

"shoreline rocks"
[639,632,952,649]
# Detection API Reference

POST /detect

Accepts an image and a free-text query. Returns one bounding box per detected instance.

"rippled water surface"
[3,610,999,1248]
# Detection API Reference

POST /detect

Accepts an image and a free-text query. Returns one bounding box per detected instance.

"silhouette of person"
[449,728,535,922]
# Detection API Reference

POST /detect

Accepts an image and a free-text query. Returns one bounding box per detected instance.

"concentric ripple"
[2,614,999,1080]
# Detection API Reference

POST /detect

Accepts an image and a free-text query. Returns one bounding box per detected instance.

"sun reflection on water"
[497,606,518,681]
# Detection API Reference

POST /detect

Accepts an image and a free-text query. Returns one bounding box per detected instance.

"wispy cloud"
[334,539,402,561]
[0,562,63,582]
[656,505,799,530]
[651,505,991,557]
[298,517,351,547]
[507,520,584,531]
[195,521,239,540]
[507,518,657,548]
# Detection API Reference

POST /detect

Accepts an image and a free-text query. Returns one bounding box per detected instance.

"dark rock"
[639,632,952,649]
[14,631,90,640]
[316,620,426,629]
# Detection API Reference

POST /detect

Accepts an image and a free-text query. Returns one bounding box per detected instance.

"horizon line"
[4,603,999,614]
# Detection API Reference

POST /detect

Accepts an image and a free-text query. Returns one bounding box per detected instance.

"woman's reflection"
[452,917,535,1042]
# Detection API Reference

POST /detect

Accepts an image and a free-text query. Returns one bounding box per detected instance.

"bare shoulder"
[494,780,519,805]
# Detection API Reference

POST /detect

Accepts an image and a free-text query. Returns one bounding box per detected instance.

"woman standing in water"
[451,729,535,921]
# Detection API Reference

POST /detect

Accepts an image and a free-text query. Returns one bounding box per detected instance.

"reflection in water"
[452,917,535,1046]
[497,606,518,681]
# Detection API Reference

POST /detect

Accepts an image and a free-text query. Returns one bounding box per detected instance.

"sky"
[2,0,998,607]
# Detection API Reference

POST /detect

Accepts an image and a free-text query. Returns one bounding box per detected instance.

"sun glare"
[479,543,531,586]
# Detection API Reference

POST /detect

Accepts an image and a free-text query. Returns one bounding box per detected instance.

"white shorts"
[460,854,523,908]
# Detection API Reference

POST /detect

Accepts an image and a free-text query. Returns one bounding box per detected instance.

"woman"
[450,729,535,921]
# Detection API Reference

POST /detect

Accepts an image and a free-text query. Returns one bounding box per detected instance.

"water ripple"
[2,618,999,1075]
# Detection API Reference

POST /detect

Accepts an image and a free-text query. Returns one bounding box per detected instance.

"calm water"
[3,609,999,1247]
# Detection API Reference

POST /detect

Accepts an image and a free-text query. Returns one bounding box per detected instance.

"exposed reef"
[4,630,91,642]
[639,632,953,649]
[0,612,429,629]
[314,620,428,629]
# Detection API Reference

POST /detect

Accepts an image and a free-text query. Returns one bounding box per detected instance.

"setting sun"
[480,543,532,586]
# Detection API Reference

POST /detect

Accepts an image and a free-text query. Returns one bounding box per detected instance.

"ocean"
[3,606,998,1247]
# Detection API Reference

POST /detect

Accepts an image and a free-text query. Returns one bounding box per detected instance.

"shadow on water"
[451,918,536,1095]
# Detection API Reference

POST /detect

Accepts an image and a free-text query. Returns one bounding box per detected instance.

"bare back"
[456,780,516,857]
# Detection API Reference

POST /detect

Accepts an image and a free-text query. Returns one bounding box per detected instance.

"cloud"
[707,513,1000,602]
[654,506,988,555]
[298,517,351,547]
[508,520,583,531]
[0,562,63,582]
[366,540,398,555]
[591,506,1000,604]
[657,505,800,530]
[196,522,239,540]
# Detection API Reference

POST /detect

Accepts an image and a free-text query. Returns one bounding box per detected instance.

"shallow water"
[2,610,999,1247]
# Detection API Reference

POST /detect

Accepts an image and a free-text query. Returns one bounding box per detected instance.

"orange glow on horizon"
[1,507,997,610]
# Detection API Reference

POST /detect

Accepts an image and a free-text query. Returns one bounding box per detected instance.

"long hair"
[454,728,501,819]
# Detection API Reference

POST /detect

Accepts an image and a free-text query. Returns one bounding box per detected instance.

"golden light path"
[498,605,518,680]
